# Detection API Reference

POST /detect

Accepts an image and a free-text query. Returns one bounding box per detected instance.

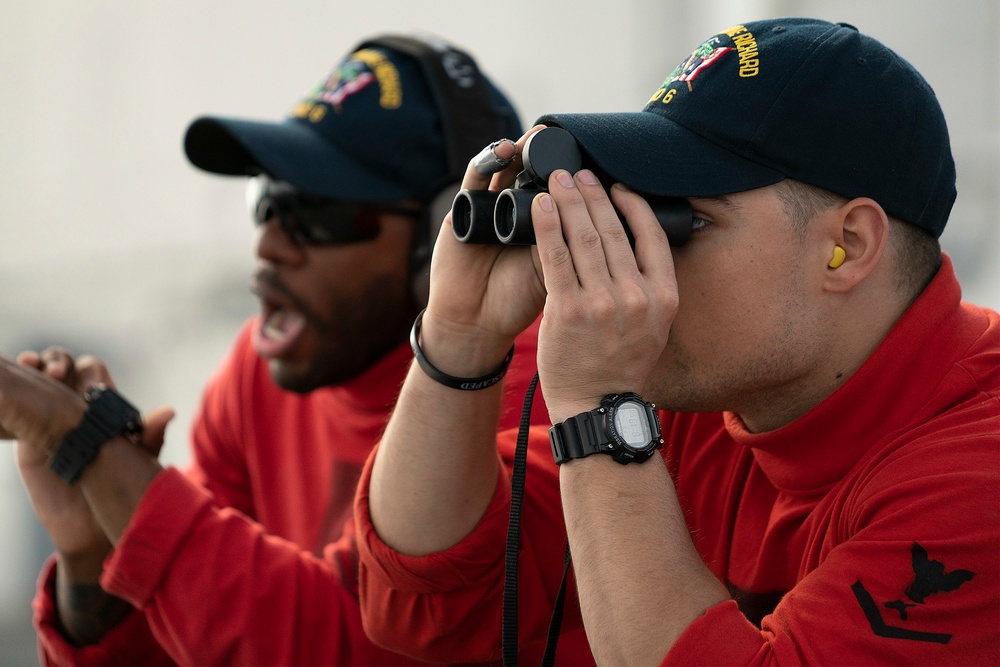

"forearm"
[79,437,162,544]
[368,314,513,556]
[31,486,130,645]
[561,455,729,665]
[55,557,132,646]
[46,439,159,644]
[1,354,166,648]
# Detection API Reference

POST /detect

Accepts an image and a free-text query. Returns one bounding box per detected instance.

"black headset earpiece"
[357,34,517,305]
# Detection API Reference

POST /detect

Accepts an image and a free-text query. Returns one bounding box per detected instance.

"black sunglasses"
[246,176,423,246]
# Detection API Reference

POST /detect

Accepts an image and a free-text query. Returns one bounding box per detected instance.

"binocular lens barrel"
[452,187,693,247]
[451,126,692,248]
[451,189,502,244]
[494,189,538,245]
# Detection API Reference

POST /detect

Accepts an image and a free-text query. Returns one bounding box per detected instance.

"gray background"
[1,1,997,663]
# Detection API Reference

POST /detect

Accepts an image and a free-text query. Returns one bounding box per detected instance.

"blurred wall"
[1,1,996,663]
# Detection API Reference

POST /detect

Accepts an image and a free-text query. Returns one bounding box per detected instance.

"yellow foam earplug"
[828,245,846,269]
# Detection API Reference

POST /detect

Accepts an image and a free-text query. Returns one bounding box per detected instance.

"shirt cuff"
[662,599,766,666]
[33,555,169,666]
[100,467,214,608]
[354,447,511,594]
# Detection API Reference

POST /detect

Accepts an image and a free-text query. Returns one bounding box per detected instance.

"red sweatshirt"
[32,316,552,665]
[356,255,1000,665]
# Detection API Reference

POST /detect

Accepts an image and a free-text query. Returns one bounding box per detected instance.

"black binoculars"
[451,127,693,247]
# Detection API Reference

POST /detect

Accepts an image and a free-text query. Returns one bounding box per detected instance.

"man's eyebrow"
[689,194,740,211]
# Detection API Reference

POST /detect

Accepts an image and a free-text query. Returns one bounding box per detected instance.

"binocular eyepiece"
[452,127,693,247]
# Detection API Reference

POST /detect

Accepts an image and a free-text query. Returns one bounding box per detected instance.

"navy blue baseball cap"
[184,35,521,202]
[539,18,956,237]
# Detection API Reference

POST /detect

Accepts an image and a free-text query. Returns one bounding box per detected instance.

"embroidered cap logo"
[290,48,403,123]
[648,24,759,104]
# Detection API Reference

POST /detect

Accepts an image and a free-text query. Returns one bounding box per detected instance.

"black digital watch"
[48,385,144,484]
[549,392,663,465]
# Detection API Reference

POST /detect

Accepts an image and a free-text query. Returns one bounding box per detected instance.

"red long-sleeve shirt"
[356,255,1000,665]
[32,316,555,665]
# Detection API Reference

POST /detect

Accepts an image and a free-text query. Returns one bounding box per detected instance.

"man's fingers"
[76,356,115,391]
[8,354,45,434]
[610,184,675,284]
[472,139,517,177]
[0,356,87,451]
[15,351,42,370]
[19,348,115,394]
[140,406,175,457]
[462,138,515,192]
[38,347,78,386]
[531,190,578,297]
[538,168,621,294]
[571,169,637,284]
[460,125,546,193]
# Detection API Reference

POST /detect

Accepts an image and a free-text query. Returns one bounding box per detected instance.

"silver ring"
[473,139,516,176]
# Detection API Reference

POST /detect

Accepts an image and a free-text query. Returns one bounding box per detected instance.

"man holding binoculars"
[356,18,998,666]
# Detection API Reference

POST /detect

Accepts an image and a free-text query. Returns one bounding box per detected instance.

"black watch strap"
[549,393,663,466]
[48,386,143,484]
[549,408,611,464]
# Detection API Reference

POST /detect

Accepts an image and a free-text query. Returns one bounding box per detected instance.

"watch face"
[612,400,652,449]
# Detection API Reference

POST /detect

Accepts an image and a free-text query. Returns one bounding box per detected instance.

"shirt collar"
[724,254,971,492]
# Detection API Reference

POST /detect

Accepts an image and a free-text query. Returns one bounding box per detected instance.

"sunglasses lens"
[248,176,419,246]
[295,202,382,244]
[255,201,275,226]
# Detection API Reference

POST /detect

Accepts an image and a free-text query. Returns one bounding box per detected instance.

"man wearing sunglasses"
[0,36,568,665]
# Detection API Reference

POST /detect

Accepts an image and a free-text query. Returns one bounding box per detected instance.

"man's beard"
[271,274,418,394]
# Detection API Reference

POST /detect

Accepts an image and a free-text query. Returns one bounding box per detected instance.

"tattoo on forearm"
[59,582,133,645]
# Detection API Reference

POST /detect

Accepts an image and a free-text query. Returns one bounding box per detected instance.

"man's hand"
[0,350,89,455]
[15,355,109,584]
[4,348,173,557]
[2,348,173,644]
[418,127,550,379]
[532,173,678,422]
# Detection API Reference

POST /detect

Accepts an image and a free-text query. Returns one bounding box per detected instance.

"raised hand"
[420,128,550,376]
[531,173,679,422]
[0,350,89,456]
[1,348,173,644]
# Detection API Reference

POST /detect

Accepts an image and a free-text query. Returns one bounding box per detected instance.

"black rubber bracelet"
[409,309,515,391]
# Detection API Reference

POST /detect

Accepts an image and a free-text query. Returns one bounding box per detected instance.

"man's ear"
[822,197,889,294]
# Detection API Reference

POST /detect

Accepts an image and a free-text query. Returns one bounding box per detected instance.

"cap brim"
[183,117,415,201]
[537,111,785,197]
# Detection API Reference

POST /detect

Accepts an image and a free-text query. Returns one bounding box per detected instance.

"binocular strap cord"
[502,372,574,667]
[543,543,573,665]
